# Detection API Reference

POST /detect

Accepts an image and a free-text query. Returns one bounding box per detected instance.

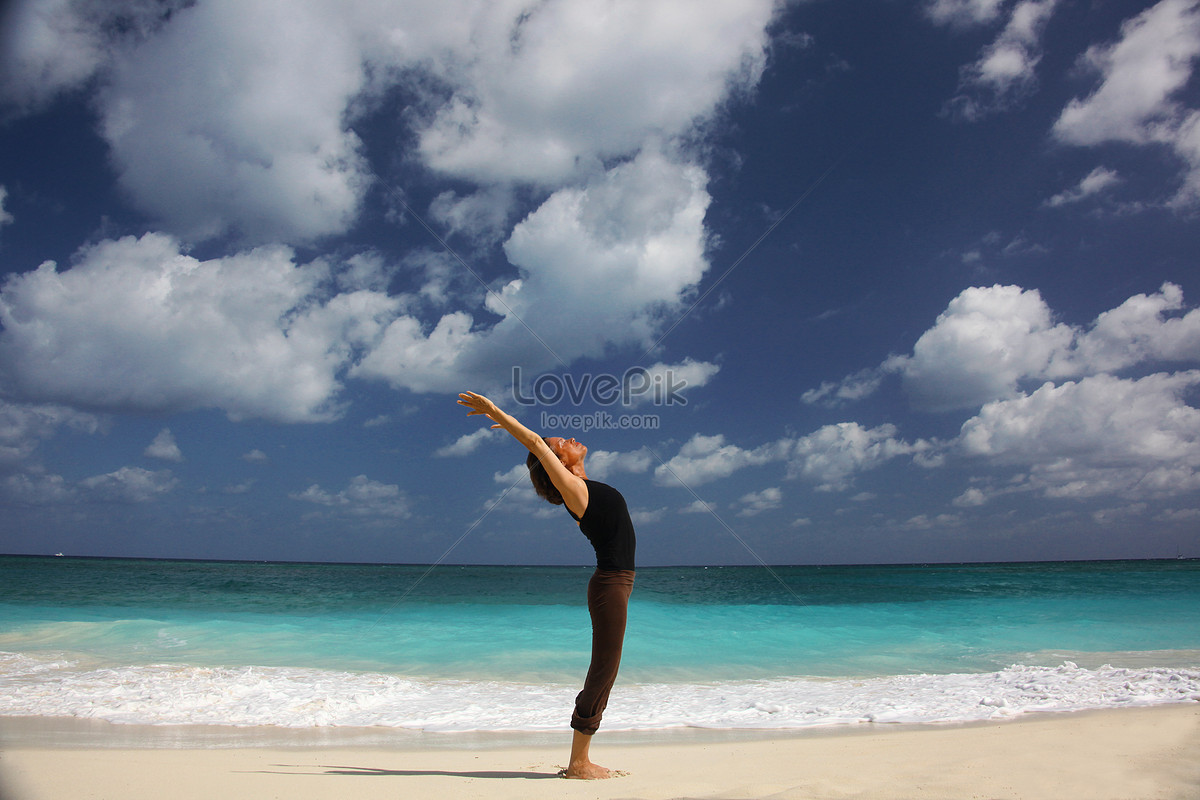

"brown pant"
[571,569,635,735]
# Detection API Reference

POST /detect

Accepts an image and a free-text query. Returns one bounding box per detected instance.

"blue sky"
[1,0,1199,566]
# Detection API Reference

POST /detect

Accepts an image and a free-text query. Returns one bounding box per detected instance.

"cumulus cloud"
[352,145,714,393]
[0,2,785,416]
[144,428,183,462]
[630,359,721,406]
[654,424,928,493]
[584,448,653,479]
[435,427,500,458]
[925,0,1010,27]
[888,284,1076,411]
[81,465,178,503]
[654,433,782,487]
[1044,166,1122,207]
[810,281,1200,504]
[735,486,782,517]
[1067,282,1200,372]
[0,399,103,468]
[786,423,931,492]
[290,474,410,518]
[0,198,718,421]
[945,0,1061,120]
[801,367,885,408]
[958,371,1200,500]
[0,233,403,422]
[98,0,372,243]
[412,0,776,185]
[5,0,779,245]
[0,0,186,113]
[1051,0,1200,208]
[428,186,516,245]
[821,283,1200,413]
[2,469,74,506]
[242,449,269,464]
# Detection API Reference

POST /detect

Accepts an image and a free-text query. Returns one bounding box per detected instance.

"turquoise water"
[2,556,1198,731]
[3,556,1198,682]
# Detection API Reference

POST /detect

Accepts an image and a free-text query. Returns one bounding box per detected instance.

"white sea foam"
[2,651,1197,731]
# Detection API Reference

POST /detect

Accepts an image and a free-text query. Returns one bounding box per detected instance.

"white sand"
[2,704,1198,800]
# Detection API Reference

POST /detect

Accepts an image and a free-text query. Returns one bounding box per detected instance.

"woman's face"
[547,436,587,468]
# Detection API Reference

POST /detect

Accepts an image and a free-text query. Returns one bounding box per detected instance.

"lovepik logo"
[511,366,689,407]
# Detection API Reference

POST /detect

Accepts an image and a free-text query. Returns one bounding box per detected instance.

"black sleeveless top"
[566,480,636,571]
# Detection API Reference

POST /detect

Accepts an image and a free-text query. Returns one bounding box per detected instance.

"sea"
[1,556,1198,738]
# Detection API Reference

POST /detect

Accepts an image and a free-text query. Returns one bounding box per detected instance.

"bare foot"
[558,760,616,779]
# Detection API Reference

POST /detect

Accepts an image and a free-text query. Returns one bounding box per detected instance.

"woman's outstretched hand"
[458,391,503,428]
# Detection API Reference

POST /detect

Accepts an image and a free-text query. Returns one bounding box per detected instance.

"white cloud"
[681,499,717,514]
[630,507,667,525]
[953,486,989,507]
[0,2,785,411]
[802,367,885,408]
[584,448,653,479]
[735,486,782,517]
[1051,0,1200,208]
[0,0,186,113]
[654,424,930,493]
[628,359,721,407]
[98,0,372,244]
[945,0,1061,120]
[1067,282,1200,373]
[925,0,1010,27]
[899,513,962,530]
[1044,166,1122,207]
[2,469,74,506]
[805,282,1200,504]
[497,145,712,351]
[872,282,1200,412]
[435,426,500,457]
[290,474,410,518]
[0,399,103,468]
[412,0,776,185]
[653,433,781,487]
[6,0,779,244]
[786,423,929,492]
[958,371,1200,500]
[0,233,403,422]
[428,186,516,245]
[144,428,183,462]
[888,284,1076,412]
[242,449,269,464]
[352,145,714,392]
[81,465,178,503]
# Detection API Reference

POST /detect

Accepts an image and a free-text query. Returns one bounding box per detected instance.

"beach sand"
[2,704,1197,800]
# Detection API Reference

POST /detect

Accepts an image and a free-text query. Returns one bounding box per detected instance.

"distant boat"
[54,552,64,557]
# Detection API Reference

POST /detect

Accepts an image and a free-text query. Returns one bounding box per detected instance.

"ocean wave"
[1,651,1197,732]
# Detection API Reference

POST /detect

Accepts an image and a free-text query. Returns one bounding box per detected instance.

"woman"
[457,391,635,780]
